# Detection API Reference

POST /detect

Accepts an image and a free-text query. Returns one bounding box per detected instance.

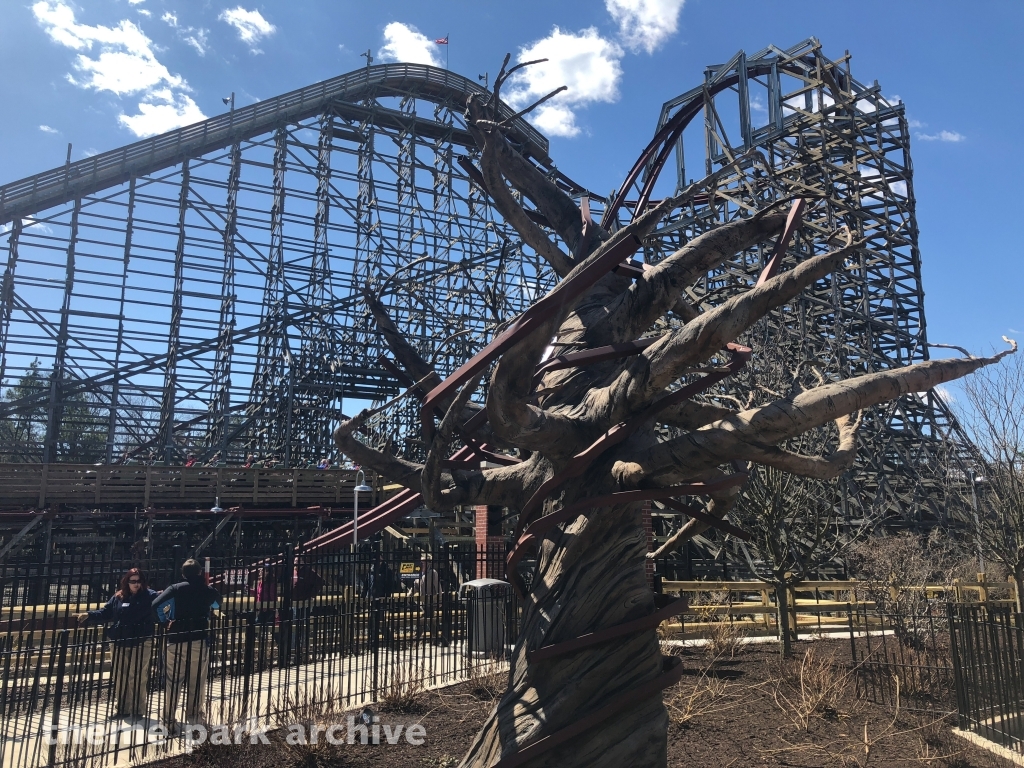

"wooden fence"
[658,576,1017,640]
[0,464,379,509]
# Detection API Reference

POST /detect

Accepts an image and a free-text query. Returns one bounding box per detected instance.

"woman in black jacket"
[77,568,158,719]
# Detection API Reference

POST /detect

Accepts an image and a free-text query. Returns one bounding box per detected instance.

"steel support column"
[43,200,80,464]
[159,160,190,462]
[106,178,135,463]
[212,143,241,459]
[0,218,22,388]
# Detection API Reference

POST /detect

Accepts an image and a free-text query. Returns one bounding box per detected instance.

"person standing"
[410,554,442,642]
[152,559,221,731]
[362,556,397,644]
[77,568,158,719]
[289,563,325,665]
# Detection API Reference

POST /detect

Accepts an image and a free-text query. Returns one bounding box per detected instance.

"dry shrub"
[911,712,963,764]
[378,660,426,713]
[704,618,745,659]
[466,659,507,701]
[666,670,744,726]
[275,688,340,727]
[851,530,973,648]
[771,645,855,730]
[282,734,338,768]
[689,589,730,615]
[269,691,344,768]
[687,589,746,658]
[657,616,683,640]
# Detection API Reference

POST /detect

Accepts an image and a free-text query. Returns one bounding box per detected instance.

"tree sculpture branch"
[328,56,1015,768]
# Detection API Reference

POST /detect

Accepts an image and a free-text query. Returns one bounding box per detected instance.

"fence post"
[46,630,69,768]
[948,602,971,730]
[241,614,255,719]
[279,545,294,668]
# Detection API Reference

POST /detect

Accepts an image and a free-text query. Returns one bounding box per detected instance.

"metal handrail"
[0,63,550,225]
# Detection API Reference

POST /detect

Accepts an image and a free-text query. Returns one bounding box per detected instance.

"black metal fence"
[847,603,955,712]
[0,544,519,768]
[949,604,1024,753]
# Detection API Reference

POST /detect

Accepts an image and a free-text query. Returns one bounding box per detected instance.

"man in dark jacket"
[153,559,220,729]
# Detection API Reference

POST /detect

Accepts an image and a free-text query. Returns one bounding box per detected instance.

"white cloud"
[605,0,684,54]
[127,0,145,4]
[39,124,59,134]
[859,164,907,199]
[161,10,207,55]
[219,7,275,52]
[908,118,925,129]
[506,27,623,138]
[917,130,965,143]
[182,30,208,55]
[136,8,151,16]
[377,22,443,67]
[32,1,207,136]
[118,90,205,137]
[23,217,54,234]
[934,384,955,405]
[34,0,180,94]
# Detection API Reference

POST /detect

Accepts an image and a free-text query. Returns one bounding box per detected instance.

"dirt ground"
[152,640,1013,768]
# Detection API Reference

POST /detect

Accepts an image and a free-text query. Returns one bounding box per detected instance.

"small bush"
[704,619,745,659]
[771,645,855,730]
[467,659,506,701]
[378,661,425,713]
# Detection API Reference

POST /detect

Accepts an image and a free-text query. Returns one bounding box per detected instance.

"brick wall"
[474,505,505,580]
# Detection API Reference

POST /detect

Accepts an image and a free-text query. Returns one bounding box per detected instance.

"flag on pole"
[434,36,448,45]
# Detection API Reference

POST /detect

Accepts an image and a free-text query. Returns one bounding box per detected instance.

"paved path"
[1,641,490,768]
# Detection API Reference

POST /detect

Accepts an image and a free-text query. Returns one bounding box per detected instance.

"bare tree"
[333,59,1014,768]
[946,347,1024,611]
[731,463,858,657]
[850,530,974,648]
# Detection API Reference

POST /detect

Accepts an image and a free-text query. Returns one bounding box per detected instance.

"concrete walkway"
[1,641,490,768]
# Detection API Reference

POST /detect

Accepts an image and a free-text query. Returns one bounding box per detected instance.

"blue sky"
[1,0,1021,383]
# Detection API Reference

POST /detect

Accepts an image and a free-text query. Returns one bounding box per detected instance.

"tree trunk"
[1014,564,1024,615]
[774,580,793,658]
[459,502,669,768]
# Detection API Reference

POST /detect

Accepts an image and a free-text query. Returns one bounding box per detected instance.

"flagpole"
[446,33,449,70]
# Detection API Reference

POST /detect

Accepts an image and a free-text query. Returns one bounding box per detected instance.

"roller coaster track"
[0,64,550,226]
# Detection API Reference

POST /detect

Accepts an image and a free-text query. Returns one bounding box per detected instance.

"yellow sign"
[400,562,415,574]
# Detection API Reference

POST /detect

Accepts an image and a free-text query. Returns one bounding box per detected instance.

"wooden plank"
[0,463,367,510]
[39,463,48,507]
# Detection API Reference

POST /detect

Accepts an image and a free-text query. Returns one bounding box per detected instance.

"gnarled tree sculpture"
[334,58,1014,768]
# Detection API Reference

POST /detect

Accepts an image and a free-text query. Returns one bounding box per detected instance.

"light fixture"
[353,470,372,545]
[211,496,224,514]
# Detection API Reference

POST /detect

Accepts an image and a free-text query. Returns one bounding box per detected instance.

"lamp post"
[970,470,986,572]
[353,470,372,546]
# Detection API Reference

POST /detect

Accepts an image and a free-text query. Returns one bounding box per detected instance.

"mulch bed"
[152,640,1013,768]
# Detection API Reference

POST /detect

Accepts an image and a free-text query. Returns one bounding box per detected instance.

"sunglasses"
[128,579,142,584]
